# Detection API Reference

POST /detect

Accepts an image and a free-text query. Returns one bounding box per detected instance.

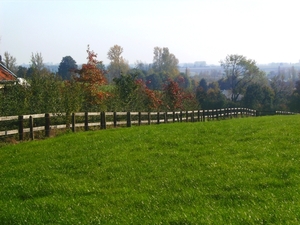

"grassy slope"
[1,116,300,224]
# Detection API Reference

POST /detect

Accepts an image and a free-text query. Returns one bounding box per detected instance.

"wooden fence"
[0,108,294,141]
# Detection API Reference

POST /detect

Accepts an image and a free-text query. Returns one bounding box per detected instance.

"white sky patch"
[1,0,299,65]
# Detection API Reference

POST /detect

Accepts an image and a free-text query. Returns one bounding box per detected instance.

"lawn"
[1,115,300,224]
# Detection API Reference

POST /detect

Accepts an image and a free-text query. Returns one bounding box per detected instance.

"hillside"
[1,116,300,224]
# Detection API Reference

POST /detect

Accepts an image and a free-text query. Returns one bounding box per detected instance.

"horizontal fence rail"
[0,108,295,141]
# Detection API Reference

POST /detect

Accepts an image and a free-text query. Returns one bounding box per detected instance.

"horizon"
[1,0,300,66]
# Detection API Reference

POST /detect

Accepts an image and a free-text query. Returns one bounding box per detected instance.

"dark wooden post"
[85,112,89,131]
[103,112,106,129]
[113,112,117,128]
[138,112,141,126]
[72,113,75,132]
[45,113,50,137]
[127,112,131,127]
[157,112,160,124]
[180,111,183,122]
[173,111,175,123]
[203,110,206,122]
[191,111,194,122]
[197,110,200,122]
[29,116,34,140]
[186,111,189,122]
[148,112,151,125]
[216,109,219,120]
[18,115,24,141]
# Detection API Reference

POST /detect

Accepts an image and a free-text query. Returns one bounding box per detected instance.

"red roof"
[0,63,17,82]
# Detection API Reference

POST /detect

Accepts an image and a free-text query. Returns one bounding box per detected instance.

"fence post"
[148,112,151,125]
[127,112,131,127]
[18,115,24,141]
[138,112,141,126]
[164,112,167,123]
[101,112,106,129]
[113,112,117,128]
[203,110,206,122]
[180,111,183,122]
[29,116,34,140]
[192,111,195,122]
[157,112,160,124]
[186,111,189,122]
[173,111,175,123]
[72,113,75,132]
[85,112,89,131]
[103,112,107,129]
[45,113,50,137]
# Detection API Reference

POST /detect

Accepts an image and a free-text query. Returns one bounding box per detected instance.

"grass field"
[1,115,300,224]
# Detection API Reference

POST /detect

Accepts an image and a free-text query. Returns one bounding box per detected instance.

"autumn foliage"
[74,46,108,108]
[162,78,196,111]
[135,79,162,110]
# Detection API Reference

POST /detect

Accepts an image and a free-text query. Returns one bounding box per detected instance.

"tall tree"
[152,47,179,78]
[107,45,129,83]
[30,52,45,72]
[3,52,17,73]
[75,45,107,111]
[57,56,78,80]
[220,54,264,102]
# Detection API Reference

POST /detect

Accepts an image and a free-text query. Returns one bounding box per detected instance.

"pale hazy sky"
[1,0,300,66]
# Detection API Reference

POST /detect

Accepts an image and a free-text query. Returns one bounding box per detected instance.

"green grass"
[1,115,300,224]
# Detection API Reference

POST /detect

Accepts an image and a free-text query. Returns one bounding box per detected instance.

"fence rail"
[0,108,295,141]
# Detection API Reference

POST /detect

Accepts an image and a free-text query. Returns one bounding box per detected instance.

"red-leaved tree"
[75,45,108,110]
[135,79,162,111]
[162,78,197,111]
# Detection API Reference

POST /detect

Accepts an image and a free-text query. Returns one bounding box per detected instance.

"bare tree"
[3,51,17,73]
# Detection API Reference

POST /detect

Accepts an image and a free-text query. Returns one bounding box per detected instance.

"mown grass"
[1,115,300,224]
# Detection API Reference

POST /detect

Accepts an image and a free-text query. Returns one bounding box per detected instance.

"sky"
[1,0,300,66]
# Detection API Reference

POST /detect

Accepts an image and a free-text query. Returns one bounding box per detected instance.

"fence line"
[0,108,295,141]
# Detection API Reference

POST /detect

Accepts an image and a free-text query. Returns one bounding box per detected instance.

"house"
[0,55,29,88]
[0,56,18,88]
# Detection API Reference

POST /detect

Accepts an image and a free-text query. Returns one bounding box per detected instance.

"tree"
[270,74,294,110]
[242,83,274,111]
[220,54,264,102]
[0,84,28,116]
[288,80,300,112]
[30,52,45,72]
[17,66,28,78]
[27,70,62,114]
[3,52,17,73]
[107,45,129,83]
[57,56,78,80]
[162,78,196,111]
[145,73,163,90]
[113,73,139,111]
[152,47,179,78]
[198,78,208,92]
[196,81,227,109]
[175,73,191,90]
[75,45,107,111]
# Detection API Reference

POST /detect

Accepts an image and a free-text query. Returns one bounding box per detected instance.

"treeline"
[1,46,300,116]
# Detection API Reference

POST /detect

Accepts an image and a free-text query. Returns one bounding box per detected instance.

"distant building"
[194,61,206,67]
